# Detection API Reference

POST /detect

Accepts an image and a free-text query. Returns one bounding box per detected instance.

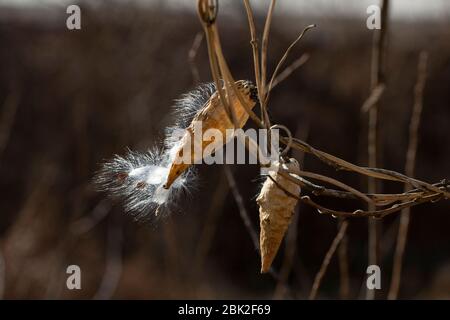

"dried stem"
[388,51,428,300]
[198,1,449,218]
[269,173,445,219]
[286,168,373,204]
[265,24,316,106]
[271,53,309,90]
[278,134,448,195]
[211,29,263,126]
[195,1,449,299]
[224,166,259,252]
[200,0,444,222]
[361,84,385,113]
[260,0,276,94]
[257,85,443,237]
[297,177,447,205]
[243,0,262,100]
[260,0,277,128]
[199,3,262,129]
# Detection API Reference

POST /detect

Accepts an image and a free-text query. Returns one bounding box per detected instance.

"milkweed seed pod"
[95,81,257,219]
[163,80,258,189]
[257,158,301,273]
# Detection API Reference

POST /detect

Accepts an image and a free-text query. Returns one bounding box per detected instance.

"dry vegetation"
[0,0,449,299]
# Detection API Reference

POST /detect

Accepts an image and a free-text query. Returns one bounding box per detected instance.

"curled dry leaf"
[164,80,258,189]
[257,158,301,273]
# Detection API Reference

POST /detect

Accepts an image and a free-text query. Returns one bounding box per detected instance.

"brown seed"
[136,181,147,189]
[116,172,128,183]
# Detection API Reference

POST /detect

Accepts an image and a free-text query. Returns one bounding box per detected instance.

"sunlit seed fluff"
[257,158,301,273]
[94,147,196,220]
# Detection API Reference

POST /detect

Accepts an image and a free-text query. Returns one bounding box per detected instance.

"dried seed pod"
[95,81,256,218]
[257,158,301,273]
[164,80,258,189]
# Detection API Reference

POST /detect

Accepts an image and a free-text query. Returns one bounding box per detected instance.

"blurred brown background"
[0,0,449,299]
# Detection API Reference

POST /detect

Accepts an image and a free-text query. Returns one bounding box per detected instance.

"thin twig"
[261,0,276,95]
[269,174,444,219]
[224,166,259,254]
[361,84,385,113]
[304,193,442,219]
[388,51,428,300]
[288,138,394,183]
[211,30,263,126]
[309,220,349,300]
[271,53,310,90]
[243,0,262,101]
[282,137,450,197]
[188,32,204,84]
[265,25,316,107]
[260,0,277,129]
[282,168,373,204]
[276,137,449,218]
[297,177,448,206]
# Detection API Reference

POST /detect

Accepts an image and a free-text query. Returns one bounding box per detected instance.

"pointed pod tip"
[260,255,273,274]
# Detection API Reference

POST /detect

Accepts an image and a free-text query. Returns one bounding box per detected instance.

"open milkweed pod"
[163,80,258,189]
[257,158,301,273]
